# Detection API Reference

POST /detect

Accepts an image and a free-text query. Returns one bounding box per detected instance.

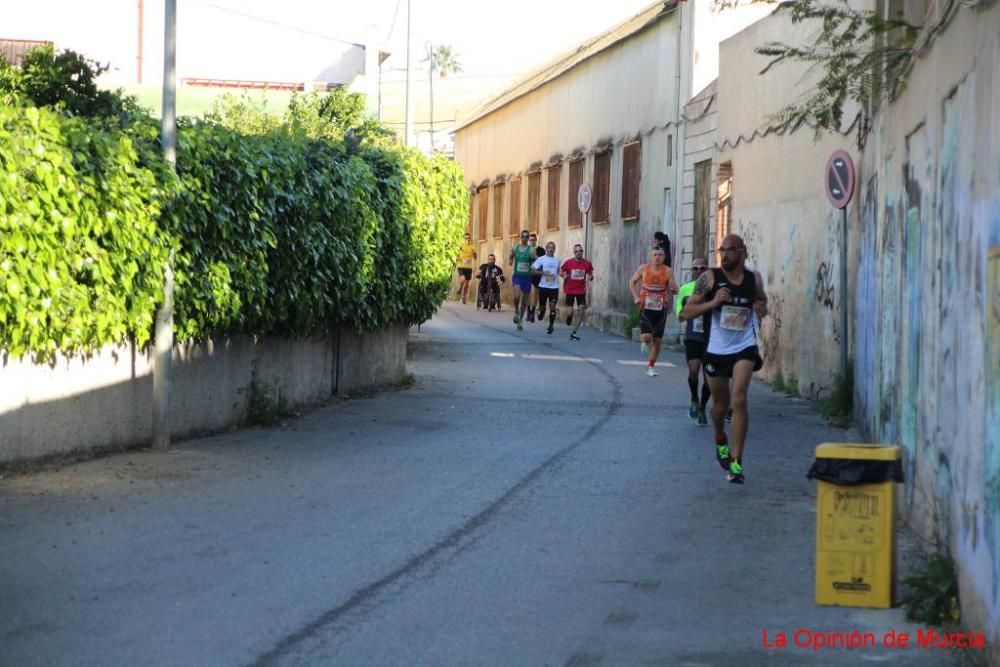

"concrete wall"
[710,0,999,649]
[454,8,688,319]
[0,326,407,466]
[852,2,1000,650]
[716,11,862,399]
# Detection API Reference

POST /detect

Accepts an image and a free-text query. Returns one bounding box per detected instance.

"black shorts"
[703,346,764,378]
[684,339,706,362]
[457,268,472,280]
[538,287,559,304]
[639,308,667,338]
[565,293,587,307]
[531,274,543,288]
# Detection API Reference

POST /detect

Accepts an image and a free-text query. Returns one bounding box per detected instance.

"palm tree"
[422,43,462,150]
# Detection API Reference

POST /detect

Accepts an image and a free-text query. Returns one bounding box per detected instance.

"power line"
[383,0,402,44]
[193,0,362,47]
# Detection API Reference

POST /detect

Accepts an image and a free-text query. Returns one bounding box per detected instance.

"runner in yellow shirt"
[456,233,477,304]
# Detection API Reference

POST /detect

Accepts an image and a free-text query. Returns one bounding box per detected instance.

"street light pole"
[153,0,176,449]
[404,0,414,146]
[426,40,434,151]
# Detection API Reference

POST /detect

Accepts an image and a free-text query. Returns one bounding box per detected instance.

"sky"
[2,0,658,87]
[2,0,772,130]
[190,0,662,77]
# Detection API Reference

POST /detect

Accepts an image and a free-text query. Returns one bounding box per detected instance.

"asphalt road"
[0,302,956,666]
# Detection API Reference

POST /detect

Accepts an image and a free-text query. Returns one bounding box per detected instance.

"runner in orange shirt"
[629,245,679,376]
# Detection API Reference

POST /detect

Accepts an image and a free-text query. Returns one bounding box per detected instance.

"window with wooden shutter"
[546,164,561,231]
[593,151,610,224]
[477,188,489,242]
[492,182,505,238]
[527,172,541,232]
[508,178,521,236]
[567,159,584,228]
[621,141,641,221]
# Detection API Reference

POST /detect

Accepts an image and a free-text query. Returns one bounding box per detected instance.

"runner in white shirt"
[531,241,561,335]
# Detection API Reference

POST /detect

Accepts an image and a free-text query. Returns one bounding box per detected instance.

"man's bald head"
[721,234,745,250]
[719,234,747,271]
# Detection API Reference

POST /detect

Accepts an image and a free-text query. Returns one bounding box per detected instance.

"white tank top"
[706,268,759,355]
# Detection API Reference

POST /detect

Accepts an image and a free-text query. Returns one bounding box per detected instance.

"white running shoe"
[641,341,649,354]
[646,367,658,377]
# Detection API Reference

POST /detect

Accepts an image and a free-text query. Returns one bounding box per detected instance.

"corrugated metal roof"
[454,0,678,132]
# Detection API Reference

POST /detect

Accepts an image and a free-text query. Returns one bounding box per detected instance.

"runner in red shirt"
[559,243,594,341]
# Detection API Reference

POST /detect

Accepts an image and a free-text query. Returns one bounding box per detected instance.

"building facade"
[453,1,694,324]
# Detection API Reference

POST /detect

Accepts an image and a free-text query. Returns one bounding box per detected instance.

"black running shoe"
[725,408,733,424]
[546,325,554,335]
[566,313,573,326]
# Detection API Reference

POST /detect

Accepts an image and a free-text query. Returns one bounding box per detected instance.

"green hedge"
[0,105,169,357]
[0,103,467,358]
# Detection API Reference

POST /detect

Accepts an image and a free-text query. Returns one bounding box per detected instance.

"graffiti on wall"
[988,216,1000,607]
[740,218,763,269]
[854,62,999,640]
[814,262,836,310]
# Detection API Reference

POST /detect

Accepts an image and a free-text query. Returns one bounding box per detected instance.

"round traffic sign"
[825,150,855,209]
[577,183,592,215]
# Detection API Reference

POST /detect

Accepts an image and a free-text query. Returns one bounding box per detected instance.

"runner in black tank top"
[679,234,768,485]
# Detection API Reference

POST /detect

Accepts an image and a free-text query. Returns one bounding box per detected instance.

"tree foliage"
[206,87,393,143]
[711,0,920,143]
[423,45,463,77]
[0,45,144,126]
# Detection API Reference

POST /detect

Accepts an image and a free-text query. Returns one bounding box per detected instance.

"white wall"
[716,9,862,397]
[0,327,407,466]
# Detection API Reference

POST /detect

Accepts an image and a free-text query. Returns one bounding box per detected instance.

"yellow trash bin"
[809,443,903,609]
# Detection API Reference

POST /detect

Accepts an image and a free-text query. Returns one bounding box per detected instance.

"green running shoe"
[569,332,581,341]
[697,408,708,427]
[688,402,698,420]
[715,434,731,472]
[727,459,745,484]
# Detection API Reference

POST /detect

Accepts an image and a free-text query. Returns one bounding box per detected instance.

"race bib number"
[570,269,585,280]
[644,295,664,311]
[693,317,704,333]
[517,262,530,273]
[720,305,750,331]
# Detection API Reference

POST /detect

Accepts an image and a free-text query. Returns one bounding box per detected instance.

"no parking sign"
[825,150,855,209]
